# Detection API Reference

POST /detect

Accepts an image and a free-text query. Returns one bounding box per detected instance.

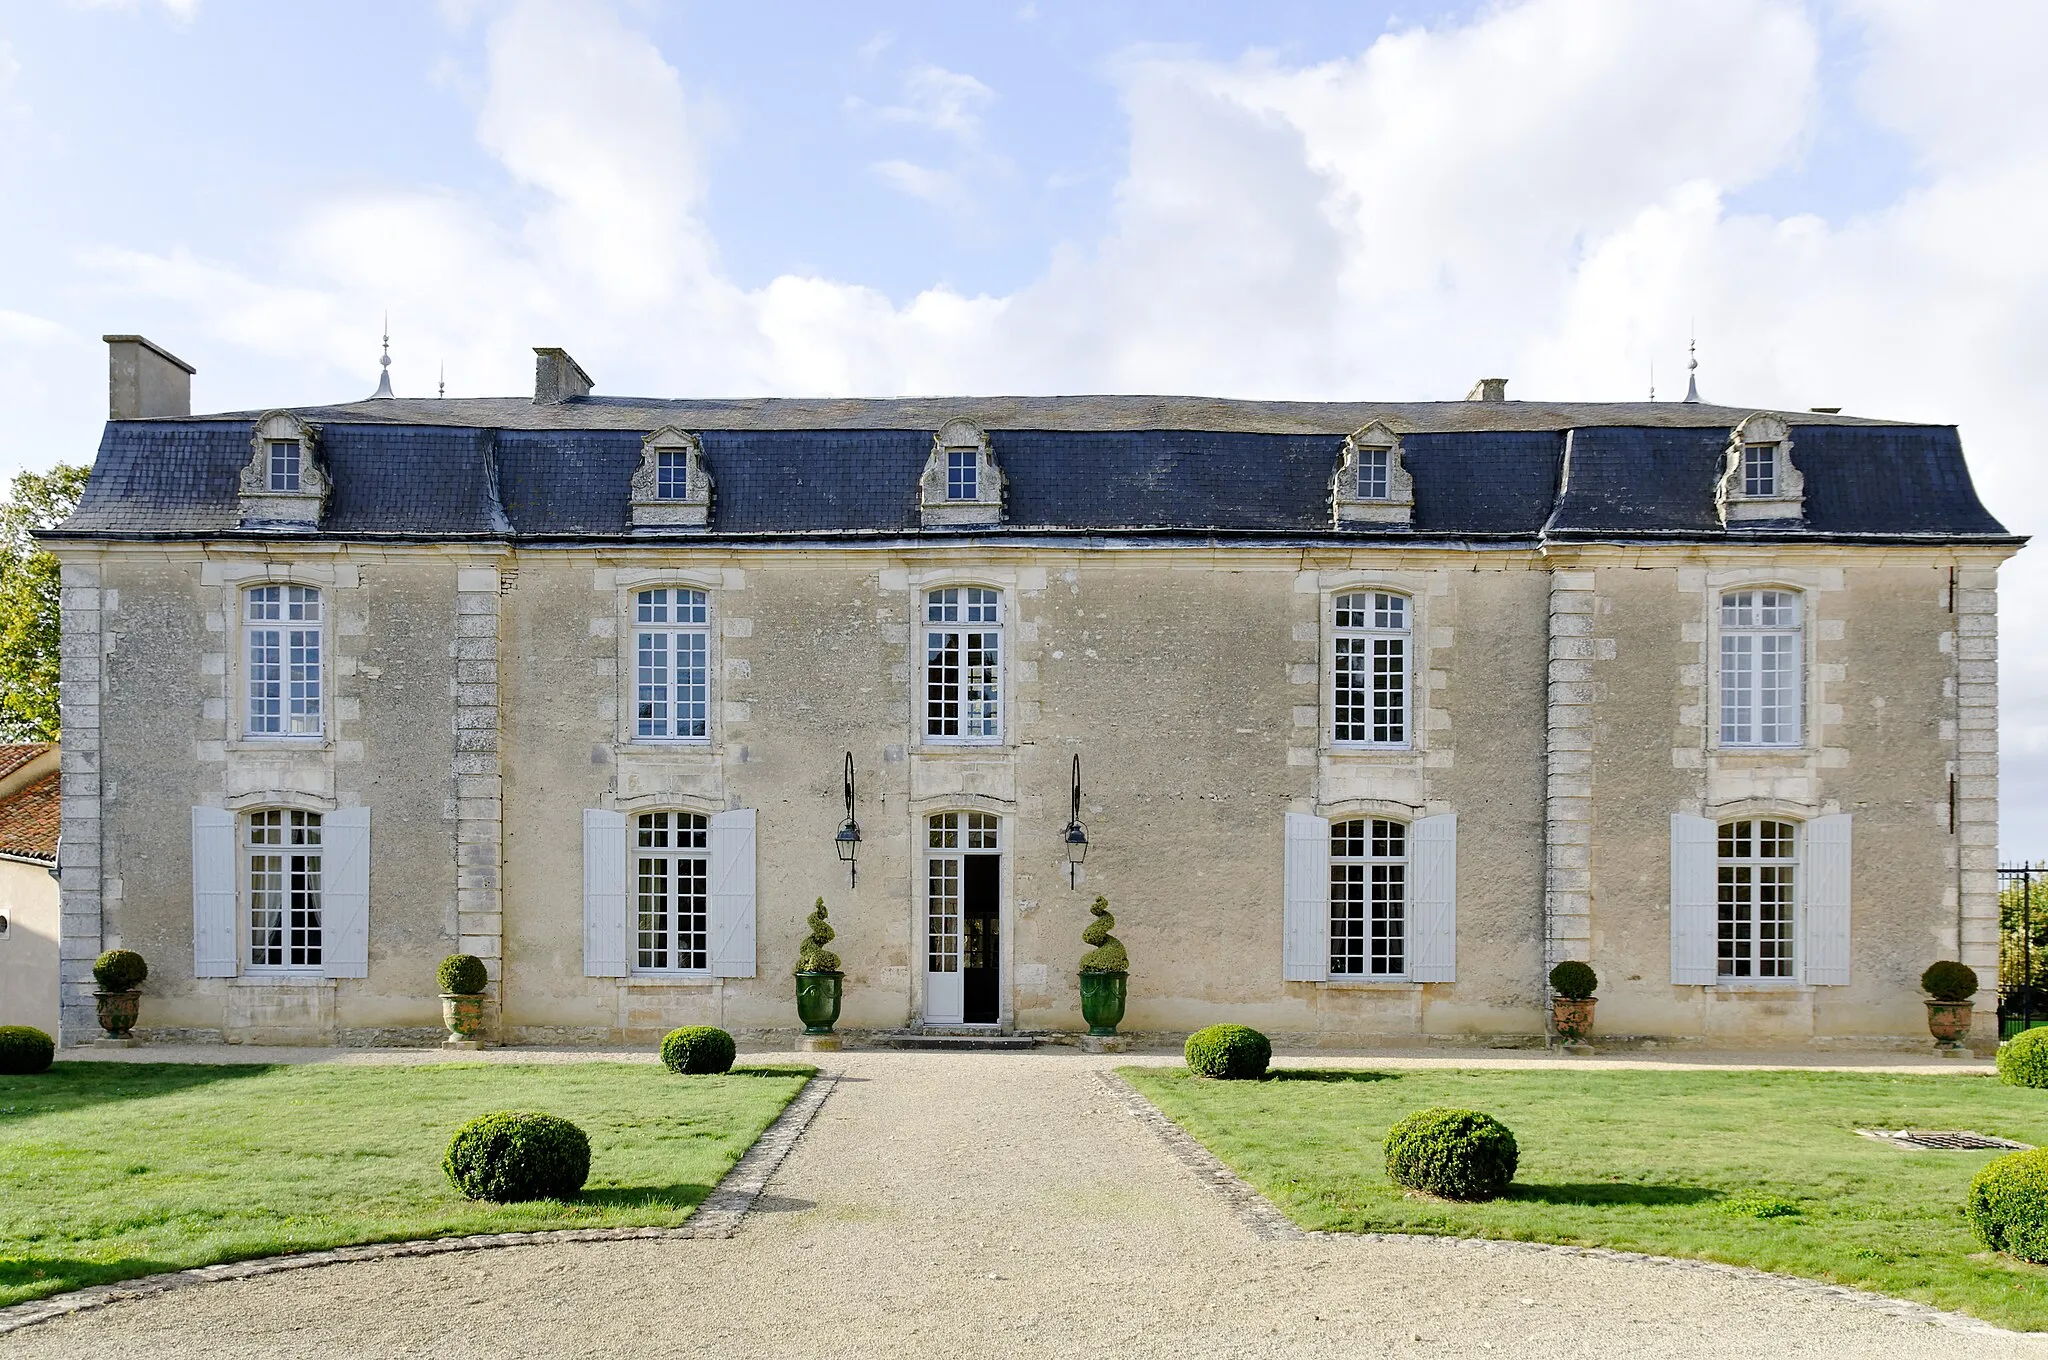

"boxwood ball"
[443,1111,590,1203]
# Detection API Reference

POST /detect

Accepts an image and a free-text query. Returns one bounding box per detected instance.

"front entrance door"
[925,811,1000,1026]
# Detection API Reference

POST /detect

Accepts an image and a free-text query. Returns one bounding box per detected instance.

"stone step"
[867,1030,1041,1051]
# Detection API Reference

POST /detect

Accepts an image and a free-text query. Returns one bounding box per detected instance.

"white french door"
[924,811,998,1025]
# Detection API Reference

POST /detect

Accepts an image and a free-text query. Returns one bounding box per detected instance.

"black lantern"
[835,751,861,886]
[1062,753,1089,887]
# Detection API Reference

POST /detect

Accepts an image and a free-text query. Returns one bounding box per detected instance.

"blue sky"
[5,0,2048,849]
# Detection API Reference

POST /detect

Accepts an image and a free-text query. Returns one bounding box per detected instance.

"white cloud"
[876,65,995,144]
[65,0,198,20]
[871,159,964,207]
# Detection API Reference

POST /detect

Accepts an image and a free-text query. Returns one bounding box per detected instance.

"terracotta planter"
[1926,998,1974,1046]
[1551,995,1596,1044]
[93,990,140,1039]
[1080,971,1128,1036]
[796,971,843,1035]
[441,992,487,1043]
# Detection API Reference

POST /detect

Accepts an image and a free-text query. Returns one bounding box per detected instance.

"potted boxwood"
[1922,960,1979,1049]
[795,898,842,1035]
[92,949,147,1041]
[1079,896,1128,1036]
[1549,960,1597,1046]
[438,953,491,1047]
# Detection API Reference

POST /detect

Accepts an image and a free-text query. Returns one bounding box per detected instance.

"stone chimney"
[105,335,194,419]
[533,347,593,404]
[1465,377,1508,402]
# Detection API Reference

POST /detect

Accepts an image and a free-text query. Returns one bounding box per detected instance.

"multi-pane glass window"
[1357,447,1389,500]
[268,440,301,492]
[1330,818,1406,976]
[248,810,321,969]
[1719,589,1802,746]
[926,812,997,974]
[655,450,689,500]
[925,588,1002,740]
[245,585,323,737]
[1332,591,1409,745]
[635,588,710,740]
[1718,819,1796,978]
[947,449,978,500]
[1741,444,1776,497]
[634,812,709,972]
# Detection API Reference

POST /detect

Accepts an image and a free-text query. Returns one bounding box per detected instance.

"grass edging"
[0,1068,833,1335]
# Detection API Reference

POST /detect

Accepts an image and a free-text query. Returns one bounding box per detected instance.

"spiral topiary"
[437,953,489,996]
[1547,960,1598,1001]
[443,1111,590,1202]
[1184,1023,1270,1080]
[1999,1027,2048,1089]
[1384,1107,1520,1201]
[661,1025,737,1075]
[1079,896,1128,974]
[92,949,147,993]
[1968,1147,2048,1261]
[1921,960,1979,1003]
[796,898,841,974]
[0,1026,55,1076]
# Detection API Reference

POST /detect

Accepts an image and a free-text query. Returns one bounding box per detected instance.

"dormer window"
[656,450,689,500]
[947,449,978,501]
[919,419,1004,526]
[237,412,328,530]
[1718,415,1804,524]
[1330,421,1414,527]
[1742,443,1776,498]
[630,426,713,529]
[268,440,301,492]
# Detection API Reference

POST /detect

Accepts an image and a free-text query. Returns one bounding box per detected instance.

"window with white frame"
[1332,591,1409,746]
[245,585,323,737]
[1719,589,1802,747]
[634,588,710,741]
[248,809,321,969]
[634,812,709,972]
[655,450,689,500]
[1357,447,1390,500]
[946,450,978,501]
[268,440,301,492]
[925,588,1002,741]
[1741,443,1776,498]
[1331,818,1406,976]
[1718,818,1796,978]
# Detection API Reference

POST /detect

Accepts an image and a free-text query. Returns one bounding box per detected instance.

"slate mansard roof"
[51,394,2014,546]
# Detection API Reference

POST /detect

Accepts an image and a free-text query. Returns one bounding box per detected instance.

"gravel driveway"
[5,1049,2043,1358]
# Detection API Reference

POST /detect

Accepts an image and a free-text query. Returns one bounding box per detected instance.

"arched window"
[634,588,710,741]
[1719,589,1802,747]
[925,588,1002,741]
[248,809,322,969]
[1331,817,1407,977]
[1717,818,1796,978]
[1332,591,1409,746]
[244,584,322,737]
[634,811,709,972]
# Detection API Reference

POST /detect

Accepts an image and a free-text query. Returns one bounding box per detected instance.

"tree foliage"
[0,464,89,742]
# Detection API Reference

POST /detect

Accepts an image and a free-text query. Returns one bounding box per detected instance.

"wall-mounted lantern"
[835,751,861,887]
[1062,753,1089,887]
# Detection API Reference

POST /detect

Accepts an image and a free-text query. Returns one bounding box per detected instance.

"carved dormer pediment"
[919,418,1004,527]
[630,425,713,530]
[238,411,328,530]
[1718,413,1804,524]
[1331,420,1415,527]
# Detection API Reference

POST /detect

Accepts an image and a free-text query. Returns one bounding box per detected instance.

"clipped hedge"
[443,1110,590,1203]
[0,1026,54,1076]
[1384,1106,1519,1202]
[1079,896,1129,974]
[1999,1027,2048,1089]
[796,899,841,974]
[1921,960,1979,1003]
[1968,1147,2048,1261]
[437,953,489,996]
[1184,1024,1270,1080]
[1547,960,1598,1001]
[92,949,147,993]
[660,1025,737,1075]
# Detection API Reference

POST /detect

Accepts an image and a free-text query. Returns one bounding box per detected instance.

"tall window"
[635,588,710,741]
[1331,818,1406,977]
[249,810,321,969]
[927,812,997,976]
[947,450,978,500]
[268,440,301,492]
[634,812,708,972]
[1357,447,1389,500]
[1741,443,1777,497]
[1333,591,1409,746]
[1718,819,1796,978]
[656,450,689,500]
[245,585,322,737]
[1720,589,1802,746]
[925,588,1002,741]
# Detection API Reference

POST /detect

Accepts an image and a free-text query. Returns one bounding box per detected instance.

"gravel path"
[6,1050,2042,1358]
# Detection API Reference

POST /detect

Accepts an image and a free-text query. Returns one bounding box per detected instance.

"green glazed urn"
[796,971,843,1035]
[1079,971,1127,1036]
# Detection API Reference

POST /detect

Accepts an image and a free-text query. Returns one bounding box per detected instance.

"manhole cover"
[1855,1128,2034,1151]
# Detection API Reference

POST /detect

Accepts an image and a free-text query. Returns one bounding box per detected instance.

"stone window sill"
[622,975,720,989]
[1321,978,1417,990]
[232,974,336,988]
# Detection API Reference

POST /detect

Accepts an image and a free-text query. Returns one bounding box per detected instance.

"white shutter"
[582,808,628,977]
[322,807,371,979]
[1408,813,1457,982]
[1283,813,1330,982]
[192,806,238,978]
[709,808,757,978]
[1803,813,1852,985]
[1670,813,1719,985]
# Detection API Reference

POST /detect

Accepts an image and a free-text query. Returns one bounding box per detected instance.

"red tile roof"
[0,771,59,863]
[0,745,50,785]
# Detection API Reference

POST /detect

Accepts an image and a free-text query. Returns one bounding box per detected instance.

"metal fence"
[2000,863,2048,1036]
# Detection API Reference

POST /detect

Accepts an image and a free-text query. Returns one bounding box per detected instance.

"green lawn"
[0,1061,810,1307]
[1125,1065,2048,1330]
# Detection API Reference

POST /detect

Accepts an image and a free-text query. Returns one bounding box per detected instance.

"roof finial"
[438,361,445,400]
[1648,359,1655,402]
[1683,329,1700,404]
[371,312,395,399]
